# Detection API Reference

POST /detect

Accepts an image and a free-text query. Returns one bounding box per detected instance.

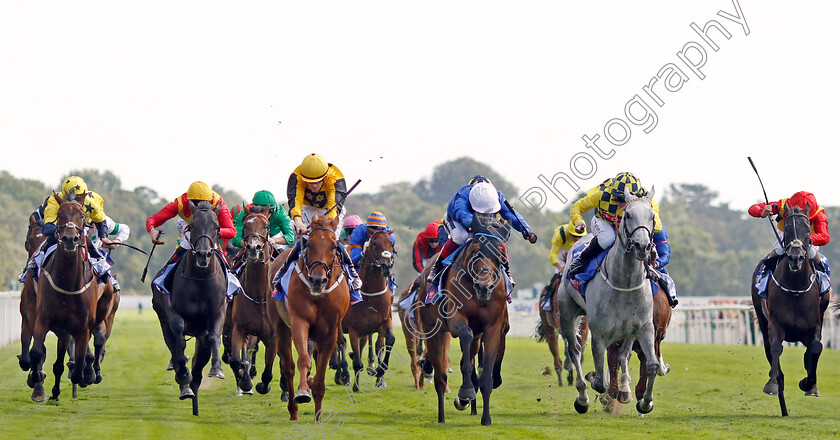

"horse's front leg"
[91,322,106,384]
[255,330,277,395]
[349,328,364,392]
[635,321,658,415]
[49,334,70,401]
[231,324,252,393]
[560,313,589,413]
[291,321,313,403]
[312,329,339,423]
[70,329,92,387]
[477,323,503,426]
[800,331,823,397]
[586,331,607,395]
[451,319,476,405]
[190,334,215,398]
[374,323,396,386]
[763,322,785,396]
[616,338,634,405]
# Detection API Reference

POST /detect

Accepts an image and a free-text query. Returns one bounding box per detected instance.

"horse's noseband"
[302,227,339,282]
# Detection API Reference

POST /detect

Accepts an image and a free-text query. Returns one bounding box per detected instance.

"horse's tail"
[535,317,547,343]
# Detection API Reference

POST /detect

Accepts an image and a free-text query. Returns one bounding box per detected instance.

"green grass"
[2,312,840,440]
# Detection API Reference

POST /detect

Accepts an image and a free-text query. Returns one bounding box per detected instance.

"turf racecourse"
[1,312,840,440]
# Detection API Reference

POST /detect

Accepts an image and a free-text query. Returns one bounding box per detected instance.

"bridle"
[300,226,341,285]
[185,208,220,257]
[783,211,811,255]
[617,198,654,256]
[358,229,395,272]
[243,214,271,263]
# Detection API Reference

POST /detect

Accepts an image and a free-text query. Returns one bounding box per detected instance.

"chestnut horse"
[752,204,828,417]
[338,228,396,391]
[420,213,511,425]
[28,193,101,402]
[603,283,671,413]
[152,200,227,416]
[18,212,47,372]
[228,207,277,395]
[271,214,350,421]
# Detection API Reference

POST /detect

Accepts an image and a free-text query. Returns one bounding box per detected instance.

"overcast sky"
[1,0,837,215]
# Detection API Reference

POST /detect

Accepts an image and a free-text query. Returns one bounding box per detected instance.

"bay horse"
[603,281,671,413]
[751,203,828,416]
[556,186,659,415]
[228,207,277,396]
[419,213,511,425]
[152,200,227,416]
[337,227,396,391]
[535,275,589,387]
[271,214,350,421]
[28,192,101,402]
[18,213,47,372]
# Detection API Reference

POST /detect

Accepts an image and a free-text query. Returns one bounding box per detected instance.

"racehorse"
[419,213,511,425]
[18,213,47,372]
[337,227,396,391]
[535,275,589,387]
[603,282,671,413]
[272,214,351,422]
[751,203,829,416]
[556,186,659,415]
[152,200,227,416]
[227,207,277,396]
[28,192,101,402]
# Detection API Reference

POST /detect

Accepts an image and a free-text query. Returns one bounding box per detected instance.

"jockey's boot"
[274,239,302,290]
[19,259,36,283]
[566,238,604,278]
[426,257,443,284]
[763,252,781,272]
[503,262,516,291]
[647,267,678,308]
[229,249,246,276]
[811,254,827,273]
[338,243,362,291]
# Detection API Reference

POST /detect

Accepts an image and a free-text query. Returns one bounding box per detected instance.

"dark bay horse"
[228,207,277,396]
[28,193,101,402]
[604,283,671,413]
[338,227,396,391]
[273,214,350,422]
[535,271,590,387]
[152,200,227,416]
[397,272,451,391]
[18,213,47,372]
[420,213,511,425]
[752,203,829,417]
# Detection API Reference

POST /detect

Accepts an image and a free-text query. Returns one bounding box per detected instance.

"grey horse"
[555,186,659,415]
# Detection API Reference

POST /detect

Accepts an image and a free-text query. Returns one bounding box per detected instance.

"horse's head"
[303,214,340,296]
[465,213,510,301]
[619,185,656,262]
[188,200,220,269]
[783,202,811,273]
[242,205,271,263]
[25,213,45,257]
[364,227,396,278]
[54,192,87,253]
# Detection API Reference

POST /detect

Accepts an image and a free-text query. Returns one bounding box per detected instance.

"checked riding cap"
[61,176,88,195]
[608,172,641,201]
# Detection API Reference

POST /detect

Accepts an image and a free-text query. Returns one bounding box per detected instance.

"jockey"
[650,225,678,308]
[412,221,441,273]
[426,176,538,284]
[276,153,361,291]
[146,181,240,297]
[748,191,830,272]
[349,211,396,267]
[230,190,295,254]
[539,223,585,311]
[565,172,663,279]
[26,176,119,288]
[340,214,364,246]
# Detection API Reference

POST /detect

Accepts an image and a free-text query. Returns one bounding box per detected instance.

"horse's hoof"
[481,415,492,426]
[179,386,195,400]
[17,355,31,372]
[457,386,476,402]
[763,380,779,396]
[249,366,257,379]
[574,400,589,414]
[352,384,360,393]
[167,361,175,371]
[293,390,311,404]
[31,389,46,403]
[636,400,653,414]
[208,368,226,379]
[236,387,253,396]
[658,364,671,376]
[281,391,289,402]
[238,380,253,393]
[255,382,270,395]
[618,391,632,405]
[805,389,820,397]
[454,397,469,411]
[599,393,612,406]
[94,373,103,384]
[376,377,386,388]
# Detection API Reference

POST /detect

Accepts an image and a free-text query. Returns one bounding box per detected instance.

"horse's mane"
[195,200,213,210]
[311,215,338,231]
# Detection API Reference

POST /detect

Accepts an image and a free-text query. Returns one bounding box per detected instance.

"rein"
[599,198,654,292]
[296,226,344,294]
[41,268,93,295]
[773,211,816,296]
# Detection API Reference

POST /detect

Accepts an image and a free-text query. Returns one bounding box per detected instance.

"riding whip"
[747,157,784,248]
[108,241,148,255]
[141,230,163,283]
[324,179,362,218]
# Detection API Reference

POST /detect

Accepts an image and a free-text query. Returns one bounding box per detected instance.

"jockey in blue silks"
[650,225,678,308]
[426,176,538,286]
[348,211,396,267]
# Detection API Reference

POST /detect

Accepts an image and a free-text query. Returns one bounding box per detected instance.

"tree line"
[1,161,833,298]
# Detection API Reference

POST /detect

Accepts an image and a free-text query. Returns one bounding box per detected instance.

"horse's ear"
[312,213,320,224]
[366,226,377,237]
[783,199,789,214]
[805,202,811,217]
[53,192,63,205]
[646,185,655,200]
[243,203,251,216]
[189,199,198,213]
[624,186,637,203]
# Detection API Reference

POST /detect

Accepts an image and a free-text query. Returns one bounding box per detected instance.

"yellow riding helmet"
[187,181,214,201]
[300,153,329,183]
[61,176,88,195]
[567,223,586,237]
